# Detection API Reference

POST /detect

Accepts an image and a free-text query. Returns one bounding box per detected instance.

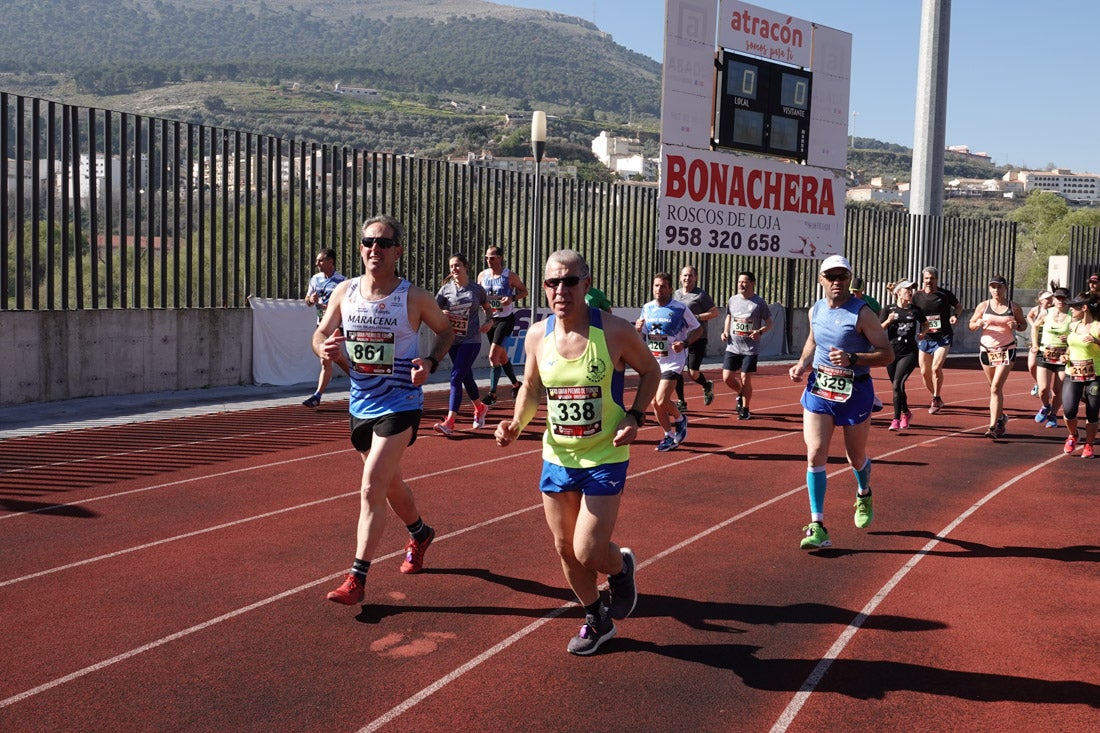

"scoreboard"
[712,49,812,162]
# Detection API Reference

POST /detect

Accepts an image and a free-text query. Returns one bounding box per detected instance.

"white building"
[591,131,658,181]
[447,151,576,179]
[1007,169,1100,203]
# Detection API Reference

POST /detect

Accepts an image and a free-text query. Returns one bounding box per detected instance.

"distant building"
[447,150,577,179]
[333,83,381,99]
[1006,169,1100,203]
[946,145,994,164]
[591,131,658,181]
[846,177,909,207]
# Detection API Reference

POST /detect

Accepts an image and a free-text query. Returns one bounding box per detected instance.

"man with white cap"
[1025,289,1054,397]
[788,255,893,549]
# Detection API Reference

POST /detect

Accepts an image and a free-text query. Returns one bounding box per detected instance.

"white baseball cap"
[819,255,852,274]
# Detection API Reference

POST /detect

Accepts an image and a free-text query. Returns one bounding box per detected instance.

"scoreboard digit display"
[712,49,812,162]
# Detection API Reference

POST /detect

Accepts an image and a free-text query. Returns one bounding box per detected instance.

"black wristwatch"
[626,408,646,426]
[425,355,439,374]
[847,351,859,366]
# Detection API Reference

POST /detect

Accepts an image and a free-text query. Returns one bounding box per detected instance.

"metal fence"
[2,90,1032,315]
[1068,225,1100,289]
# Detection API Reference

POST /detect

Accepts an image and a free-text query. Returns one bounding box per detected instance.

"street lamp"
[530,110,546,327]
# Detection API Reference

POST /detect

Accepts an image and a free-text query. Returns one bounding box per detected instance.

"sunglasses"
[361,236,398,249]
[544,275,582,289]
[821,272,851,282]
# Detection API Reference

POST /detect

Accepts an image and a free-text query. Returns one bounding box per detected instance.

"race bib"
[730,317,752,334]
[446,309,469,337]
[1043,346,1066,364]
[547,385,603,437]
[1066,359,1097,382]
[488,296,504,311]
[986,348,1010,367]
[647,333,669,358]
[345,330,396,374]
[926,317,942,333]
[810,364,855,403]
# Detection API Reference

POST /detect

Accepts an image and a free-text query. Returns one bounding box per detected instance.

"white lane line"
[767,451,1066,733]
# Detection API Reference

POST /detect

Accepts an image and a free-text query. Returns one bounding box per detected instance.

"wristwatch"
[425,355,439,374]
[626,409,646,427]
[847,352,859,366]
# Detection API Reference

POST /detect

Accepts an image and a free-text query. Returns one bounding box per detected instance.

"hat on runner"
[1052,287,1071,298]
[988,275,1008,287]
[1038,290,1053,300]
[1089,273,1100,283]
[893,279,915,295]
[1065,294,1094,308]
[819,254,852,275]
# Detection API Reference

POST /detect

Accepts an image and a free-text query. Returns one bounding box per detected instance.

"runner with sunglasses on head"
[968,275,1026,438]
[1031,285,1072,429]
[880,278,926,431]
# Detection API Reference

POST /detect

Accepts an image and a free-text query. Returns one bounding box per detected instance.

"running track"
[2,361,1097,731]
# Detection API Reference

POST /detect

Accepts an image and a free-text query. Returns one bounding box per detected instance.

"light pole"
[530,110,546,327]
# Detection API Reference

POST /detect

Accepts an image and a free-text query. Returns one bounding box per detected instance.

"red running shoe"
[1064,436,1077,454]
[326,574,365,605]
[400,527,435,574]
[1082,443,1095,459]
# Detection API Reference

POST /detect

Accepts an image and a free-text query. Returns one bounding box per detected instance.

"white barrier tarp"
[249,296,319,386]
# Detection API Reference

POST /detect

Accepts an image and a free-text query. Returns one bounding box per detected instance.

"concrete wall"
[1,310,251,406]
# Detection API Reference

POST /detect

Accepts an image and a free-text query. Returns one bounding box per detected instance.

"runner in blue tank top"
[789,255,893,550]
[312,215,454,608]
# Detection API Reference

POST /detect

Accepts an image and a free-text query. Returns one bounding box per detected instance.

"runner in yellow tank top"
[495,249,659,656]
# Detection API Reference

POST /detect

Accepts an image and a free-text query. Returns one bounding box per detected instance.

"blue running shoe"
[1035,405,1050,423]
[1045,416,1058,429]
[655,435,677,452]
[673,415,688,445]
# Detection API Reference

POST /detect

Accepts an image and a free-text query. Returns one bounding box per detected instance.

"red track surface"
[2,362,1098,731]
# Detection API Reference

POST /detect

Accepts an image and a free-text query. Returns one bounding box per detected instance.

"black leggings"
[1061,378,1100,424]
[886,350,919,419]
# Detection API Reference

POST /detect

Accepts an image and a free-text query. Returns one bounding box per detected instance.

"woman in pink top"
[968,275,1026,438]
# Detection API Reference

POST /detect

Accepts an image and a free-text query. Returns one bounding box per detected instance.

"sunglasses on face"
[361,236,398,249]
[821,272,851,282]
[544,275,582,289]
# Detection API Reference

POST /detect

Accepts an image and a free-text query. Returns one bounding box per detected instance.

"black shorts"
[349,410,422,452]
[487,314,516,347]
[978,347,1017,368]
[685,339,707,371]
[723,352,759,373]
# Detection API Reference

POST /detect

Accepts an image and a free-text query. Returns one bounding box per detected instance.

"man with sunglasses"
[477,246,528,406]
[313,215,454,608]
[495,250,659,655]
[789,255,893,550]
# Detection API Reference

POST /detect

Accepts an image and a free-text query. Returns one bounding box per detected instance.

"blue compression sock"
[853,458,872,496]
[807,466,827,518]
[489,365,502,392]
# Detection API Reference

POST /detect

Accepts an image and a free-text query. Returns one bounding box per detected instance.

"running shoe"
[1064,435,1077,454]
[1030,384,1039,397]
[567,605,616,656]
[511,382,522,399]
[853,494,873,528]
[607,548,637,620]
[326,574,365,605]
[900,411,912,430]
[703,381,715,406]
[996,414,1008,437]
[482,392,497,406]
[736,394,745,416]
[302,393,322,407]
[655,435,677,452]
[1083,443,1095,459]
[1035,405,1050,423]
[983,428,997,439]
[472,402,488,429]
[433,420,455,437]
[399,527,435,574]
[739,407,752,421]
[675,399,688,413]
[1045,416,1058,429]
[673,415,688,445]
[888,419,900,431]
[800,522,831,550]
[929,396,943,415]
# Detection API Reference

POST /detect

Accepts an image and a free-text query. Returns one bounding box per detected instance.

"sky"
[502,0,1100,174]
